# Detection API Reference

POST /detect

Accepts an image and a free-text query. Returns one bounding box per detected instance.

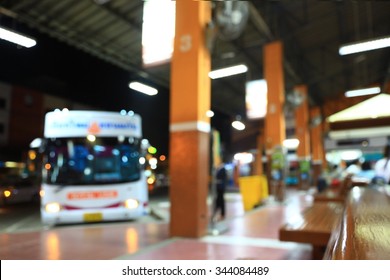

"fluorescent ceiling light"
[232,120,245,131]
[129,82,158,96]
[345,86,381,98]
[339,36,390,55]
[29,138,42,149]
[233,152,254,164]
[206,110,214,117]
[0,26,36,48]
[283,138,300,150]
[209,64,248,79]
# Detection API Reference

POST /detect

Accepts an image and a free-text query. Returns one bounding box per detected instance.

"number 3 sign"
[179,34,192,52]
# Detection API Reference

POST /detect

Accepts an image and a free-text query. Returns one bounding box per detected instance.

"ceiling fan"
[206,0,250,52]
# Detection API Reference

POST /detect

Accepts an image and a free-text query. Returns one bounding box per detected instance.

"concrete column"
[169,0,211,238]
[254,134,264,176]
[310,106,325,185]
[294,85,311,190]
[264,41,286,150]
[264,41,286,201]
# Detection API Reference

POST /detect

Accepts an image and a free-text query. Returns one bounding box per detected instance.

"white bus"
[40,110,148,226]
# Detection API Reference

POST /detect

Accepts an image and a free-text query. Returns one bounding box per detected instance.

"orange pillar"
[254,134,264,176]
[264,41,286,201]
[294,85,310,189]
[264,41,286,150]
[294,85,310,158]
[310,106,325,184]
[169,0,211,238]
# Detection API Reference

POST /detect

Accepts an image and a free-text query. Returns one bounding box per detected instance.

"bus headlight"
[45,202,61,213]
[124,199,139,209]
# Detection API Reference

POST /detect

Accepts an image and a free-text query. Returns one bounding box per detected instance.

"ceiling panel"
[0,0,389,154]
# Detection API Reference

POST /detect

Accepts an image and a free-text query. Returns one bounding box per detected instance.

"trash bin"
[238,175,268,211]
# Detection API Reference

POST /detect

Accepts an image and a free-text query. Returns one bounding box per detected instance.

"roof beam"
[248,3,301,85]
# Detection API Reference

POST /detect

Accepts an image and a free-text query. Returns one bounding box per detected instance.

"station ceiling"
[0,0,389,154]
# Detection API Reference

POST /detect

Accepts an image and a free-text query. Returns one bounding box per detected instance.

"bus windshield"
[42,137,141,185]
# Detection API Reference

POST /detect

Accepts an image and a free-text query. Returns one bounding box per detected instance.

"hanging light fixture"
[129,81,158,96]
[206,110,214,117]
[344,86,381,98]
[231,116,245,131]
[208,64,248,79]
[339,36,390,56]
[0,26,36,48]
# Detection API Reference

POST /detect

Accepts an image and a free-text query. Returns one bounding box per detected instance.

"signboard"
[142,0,176,67]
[44,111,142,138]
[245,79,267,119]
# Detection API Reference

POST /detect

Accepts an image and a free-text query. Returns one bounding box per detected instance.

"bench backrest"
[324,186,390,259]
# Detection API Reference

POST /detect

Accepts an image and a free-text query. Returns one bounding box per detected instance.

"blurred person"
[373,144,390,184]
[329,163,343,178]
[318,162,344,192]
[356,160,375,181]
[212,162,227,222]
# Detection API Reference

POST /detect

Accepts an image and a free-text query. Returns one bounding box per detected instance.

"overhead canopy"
[327,93,390,123]
[327,93,390,139]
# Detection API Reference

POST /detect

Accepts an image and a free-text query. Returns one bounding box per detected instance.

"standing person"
[373,144,390,184]
[212,163,227,222]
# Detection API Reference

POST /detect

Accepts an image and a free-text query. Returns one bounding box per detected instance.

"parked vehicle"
[0,175,40,205]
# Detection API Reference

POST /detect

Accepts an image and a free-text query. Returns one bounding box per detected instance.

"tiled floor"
[0,187,315,260]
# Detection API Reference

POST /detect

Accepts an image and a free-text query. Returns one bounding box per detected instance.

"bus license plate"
[83,212,103,222]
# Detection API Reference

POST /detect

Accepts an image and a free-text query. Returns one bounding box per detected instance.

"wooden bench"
[350,177,370,187]
[324,186,390,259]
[314,189,346,203]
[314,174,370,203]
[279,202,344,259]
[313,174,355,203]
